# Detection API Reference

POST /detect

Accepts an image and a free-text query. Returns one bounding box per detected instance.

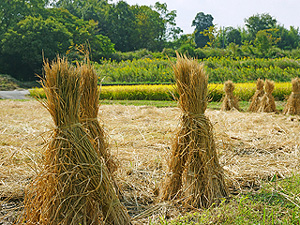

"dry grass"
[1,100,300,223]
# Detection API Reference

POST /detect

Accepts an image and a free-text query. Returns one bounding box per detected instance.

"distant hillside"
[0,74,19,91]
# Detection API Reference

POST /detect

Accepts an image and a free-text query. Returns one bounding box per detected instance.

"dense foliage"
[95,57,300,84]
[0,0,180,80]
[0,0,299,81]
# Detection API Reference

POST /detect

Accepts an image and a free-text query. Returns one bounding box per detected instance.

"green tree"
[153,2,182,41]
[225,27,242,45]
[105,1,136,52]
[254,29,280,56]
[201,25,220,47]
[0,0,48,37]
[43,8,114,60]
[1,16,72,80]
[132,4,165,51]
[275,25,300,50]
[192,12,214,48]
[54,0,110,36]
[245,13,277,39]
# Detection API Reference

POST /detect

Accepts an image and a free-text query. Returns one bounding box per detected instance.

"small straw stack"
[20,57,131,225]
[79,59,117,174]
[248,78,264,112]
[283,78,300,115]
[161,54,228,208]
[221,80,240,111]
[257,79,277,113]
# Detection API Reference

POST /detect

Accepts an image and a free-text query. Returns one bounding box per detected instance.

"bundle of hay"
[79,59,117,174]
[221,80,240,111]
[21,57,131,225]
[283,78,300,115]
[257,79,277,113]
[248,78,264,112]
[161,54,228,208]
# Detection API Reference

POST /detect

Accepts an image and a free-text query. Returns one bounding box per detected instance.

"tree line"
[0,0,299,81]
[189,12,299,51]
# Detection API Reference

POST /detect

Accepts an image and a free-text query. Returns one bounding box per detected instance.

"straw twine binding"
[248,78,264,112]
[221,80,240,111]
[283,77,300,115]
[20,57,131,225]
[160,54,228,208]
[257,79,277,113]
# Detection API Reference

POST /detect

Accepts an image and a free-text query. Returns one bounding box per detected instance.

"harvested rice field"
[1,99,300,224]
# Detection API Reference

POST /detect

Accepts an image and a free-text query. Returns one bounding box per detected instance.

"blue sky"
[110,0,300,34]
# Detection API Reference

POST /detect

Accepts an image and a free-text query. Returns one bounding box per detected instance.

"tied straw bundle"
[221,80,240,111]
[248,78,264,112]
[283,78,300,115]
[20,57,131,225]
[258,79,277,113]
[161,54,228,208]
[79,59,117,174]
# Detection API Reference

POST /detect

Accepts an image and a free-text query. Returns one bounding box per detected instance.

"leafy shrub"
[162,48,176,57]
[177,44,195,57]
[94,58,175,84]
[0,74,19,91]
[95,57,300,85]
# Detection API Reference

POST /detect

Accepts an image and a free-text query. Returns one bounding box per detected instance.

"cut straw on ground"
[1,101,300,223]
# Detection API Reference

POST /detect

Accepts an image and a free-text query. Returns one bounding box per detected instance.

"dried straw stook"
[79,59,117,174]
[248,78,264,112]
[257,79,277,113]
[283,77,300,115]
[220,80,240,111]
[20,57,131,225]
[160,54,228,208]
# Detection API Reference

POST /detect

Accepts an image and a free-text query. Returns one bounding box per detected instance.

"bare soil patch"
[1,100,300,223]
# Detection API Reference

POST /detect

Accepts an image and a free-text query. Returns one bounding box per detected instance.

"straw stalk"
[257,79,277,113]
[221,80,240,111]
[248,78,264,112]
[20,57,131,225]
[161,54,228,208]
[283,77,300,115]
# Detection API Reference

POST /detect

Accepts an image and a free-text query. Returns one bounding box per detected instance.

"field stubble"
[0,100,300,223]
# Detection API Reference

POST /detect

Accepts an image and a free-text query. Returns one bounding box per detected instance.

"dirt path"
[0,90,31,99]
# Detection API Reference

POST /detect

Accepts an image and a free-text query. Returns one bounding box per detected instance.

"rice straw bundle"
[257,79,277,113]
[79,59,117,174]
[161,54,228,208]
[221,80,240,111]
[248,78,264,112]
[283,78,300,115]
[20,57,131,225]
